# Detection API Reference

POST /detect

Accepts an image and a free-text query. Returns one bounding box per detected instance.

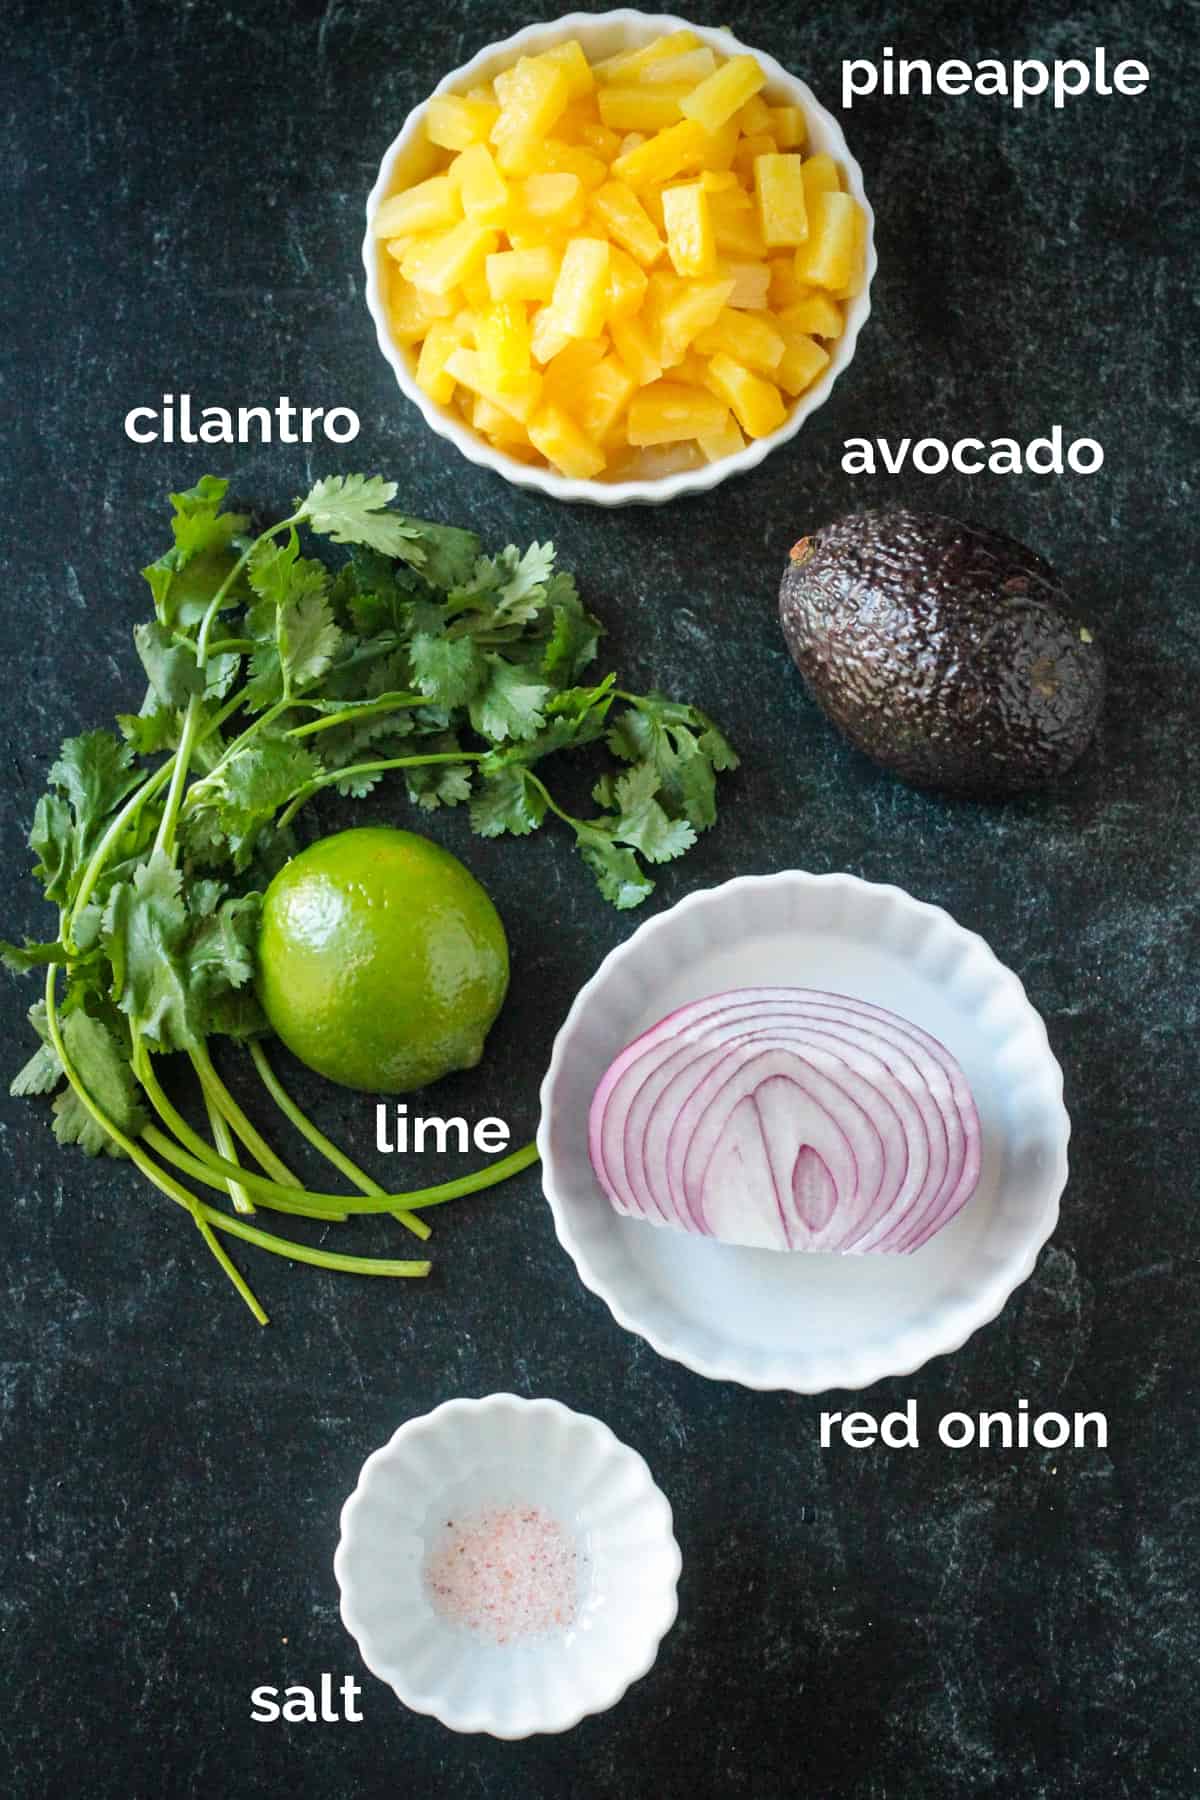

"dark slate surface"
[1,2,1196,1796]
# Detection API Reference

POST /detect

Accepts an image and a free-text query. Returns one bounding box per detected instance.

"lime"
[256,826,509,1094]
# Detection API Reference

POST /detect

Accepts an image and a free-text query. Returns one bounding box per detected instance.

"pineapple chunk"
[633,48,717,86]
[537,40,594,101]
[609,315,663,387]
[793,193,861,289]
[374,175,460,238]
[597,85,691,132]
[451,142,509,226]
[767,256,813,308]
[695,116,741,172]
[387,276,431,346]
[486,245,560,303]
[693,306,784,373]
[518,171,586,229]
[443,347,543,421]
[709,189,766,259]
[611,119,708,187]
[594,31,701,84]
[769,105,807,150]
[801,153,841,203]
[662,182,716,278]
[721,260,771,309]
[425,94,499,151]
[732,133,778,184]
[577,120,622,159]
[551,237,611,338]
[576,355,637,439]
[415,320,461,405]
[754,153,809,249]
[778,294,844,339]
[527,401,606,478]
[832,203,869,297]
[588,181,664,266]
[697,412,746,463]
[473,394,530,445]
[525,141,608,189]
[460,272,491,312]
[605,245,648,319]
[627,380,730,445]
[476,301,532,392]
[775,329,831,396]
[735,94,772,136]
[400,222,498,295]
[530,304,573,364]
[491,57,571,169]
[643,273,736,366]
[703,352,786,437]
[679,55,765,133]
[542,336,609,406]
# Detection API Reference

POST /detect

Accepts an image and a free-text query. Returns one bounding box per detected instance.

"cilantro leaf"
[469,766,547,838]
[409,630,485,710]
[47,1008,148,1156]
[608,764,697,864]
[301,475,427,561]
[574,827,655,910]
[11,1003,63,1096]
[542,573,602,682]
[468,657,550,743]
[194,737,322,866]
[242,536,341,710]
[134,620,205,710]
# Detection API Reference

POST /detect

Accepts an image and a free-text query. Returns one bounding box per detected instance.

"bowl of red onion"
[538,870,1070,1392]
[334,1394,680,1736]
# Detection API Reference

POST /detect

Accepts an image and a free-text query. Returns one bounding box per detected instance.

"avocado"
[778,511,1105,796]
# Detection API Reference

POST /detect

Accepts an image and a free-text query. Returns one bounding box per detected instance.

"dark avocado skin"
[778,510,1106,797]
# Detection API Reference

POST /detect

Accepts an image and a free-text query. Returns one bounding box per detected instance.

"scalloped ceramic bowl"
[334,1395,680,1737]
[538,873,1070,1391]
[362,11,875,506]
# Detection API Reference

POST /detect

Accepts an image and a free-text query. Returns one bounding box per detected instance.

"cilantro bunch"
[3,475,737,1323]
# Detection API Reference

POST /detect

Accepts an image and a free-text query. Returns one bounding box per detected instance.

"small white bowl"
[538,872,1070,1392]
[334,1394,681,1737]
[363,10,875,507]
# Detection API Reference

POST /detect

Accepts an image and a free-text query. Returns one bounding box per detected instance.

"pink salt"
[423,1503,580,1646]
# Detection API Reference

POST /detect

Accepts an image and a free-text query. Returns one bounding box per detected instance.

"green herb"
[3,475,737,1323]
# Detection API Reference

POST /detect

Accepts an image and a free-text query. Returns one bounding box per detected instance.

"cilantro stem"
[247,1039,429,1241]
[202,1091,255,1214]
[188,1041,300,1188]
[276,752,484,830]
[142,1124,345,1224]
[202,1213,429,1279]
[182,694,294,806]
[284,694,428,739]
[193,512,302,668]
[191,1211,270,1323]
[524,771,581,830]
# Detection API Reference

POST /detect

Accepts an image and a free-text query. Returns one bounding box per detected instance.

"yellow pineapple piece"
[486,245,560,303]
[413,284,458,319]
[633,48,717,86]
[801,153,841,203]
[754,153,809,248]
[709,189,766,259]
[588,181,664,266]
[679,54,765,134]
[425,94,499,151]
[443,347,543,421]
[594,31,701,84]
[627,380,730,445]
[732,133,778,185]
[662,182,716,277]
[703,351,786,437]
[415,320,461,405]
[693,305,783,373]
[460,272,492,313]
[611,119,708,187]
[767,256,812,308]
[597,85,691,132]
[374,174,460,238]
[735,94,772,136]
[387,276,430,346]
[669,350,711,387]
[775,329,831,395]
[697,412,746,463]
[476,301,532,392]
[450,142,509,226]
[695,116,741,172]
[769,105,807,150]
[530,304,573,364]
[551,237,611,338]
[778,293,844,339]
[832,203,869,297]
[576,355,637,439]
[473,393,530,445]
[542,336,609,407]
[609,315,663,386]
[793,193,861,289]
[527,402,606,478]
[491,56,571,170]
[694,168,739,192]
[451,307,479,345]
[720,260,771,309]
[518,171,586,230]
[400,222,498,295]
[577,120,622,159]
[643,273,736,366]
[536,40,594,101]
[605,245,648,319]
[526,141,608,189]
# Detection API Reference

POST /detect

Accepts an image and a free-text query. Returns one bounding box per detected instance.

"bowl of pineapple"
[363,12,875,506]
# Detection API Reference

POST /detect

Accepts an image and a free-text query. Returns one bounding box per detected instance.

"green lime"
[256,826,509,1094]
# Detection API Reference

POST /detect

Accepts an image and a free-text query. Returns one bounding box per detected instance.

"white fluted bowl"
[363,11,875,506]
[334,1395,680,1736]
[538,872,1070,1391]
